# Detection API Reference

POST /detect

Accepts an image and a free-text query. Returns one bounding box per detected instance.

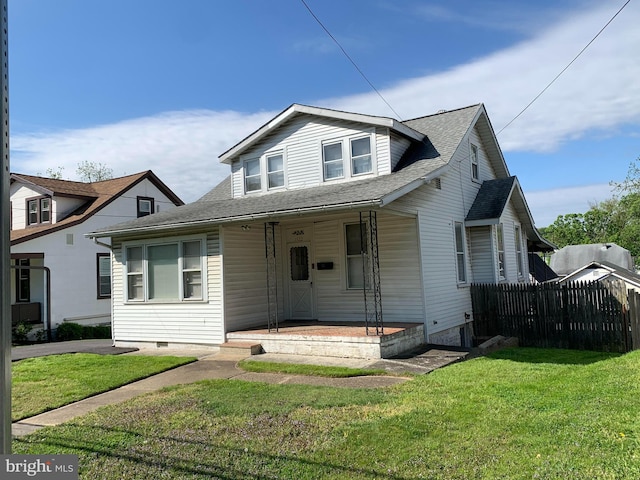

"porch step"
[219,342,263,356]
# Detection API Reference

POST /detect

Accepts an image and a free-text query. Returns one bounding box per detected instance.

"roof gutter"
[85,198,383,240]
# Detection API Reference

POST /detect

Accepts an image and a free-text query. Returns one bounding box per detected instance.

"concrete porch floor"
[225,321,425,359]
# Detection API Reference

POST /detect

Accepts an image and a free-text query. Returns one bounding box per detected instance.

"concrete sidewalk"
[11,342,470,438]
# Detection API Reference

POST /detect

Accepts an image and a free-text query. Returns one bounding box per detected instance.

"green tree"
[76,161,113,182]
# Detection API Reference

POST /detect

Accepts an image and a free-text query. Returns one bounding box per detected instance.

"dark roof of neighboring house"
[550,243,634,276]
[528,253,558,283]
[10,171,183,245]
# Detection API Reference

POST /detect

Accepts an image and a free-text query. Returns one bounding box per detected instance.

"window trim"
[243,158,262,193]
[242,149,287,194]
[322,131,375,183]
[15,258,30,303]
[322,140,344,181]
[470,143,479,182]
[496,223,506,280]
[344,222,369,290]
[266,152,285,190]
[25,195,52,227]
[454,221,467,284]
[350,136,373,176]
[137,196,155,217]
[514,224,524,278]
[123,235,207,304]
[96,253,112,299]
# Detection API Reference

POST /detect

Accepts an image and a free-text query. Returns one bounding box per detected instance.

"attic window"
[137,197,155,217]
[470,144,479,181]
[244,158,261,193]
[26,196,51,226]
[323,141,344,180]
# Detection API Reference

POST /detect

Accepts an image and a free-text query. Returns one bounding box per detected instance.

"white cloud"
[324,1,640,152]
[12,110,275,202]
[9,1,640,205]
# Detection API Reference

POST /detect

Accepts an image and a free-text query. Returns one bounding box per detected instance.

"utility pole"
[0,0,10,454]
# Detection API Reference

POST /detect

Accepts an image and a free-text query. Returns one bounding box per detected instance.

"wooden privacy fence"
[471,280,640,353]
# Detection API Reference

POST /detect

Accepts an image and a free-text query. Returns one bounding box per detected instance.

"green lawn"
[12,353,196,421]
[13,348,640,479]
[238,359,389,377]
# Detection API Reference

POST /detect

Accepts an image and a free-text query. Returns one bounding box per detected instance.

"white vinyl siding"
[231,116,388,197]
[111,229,224,346]
[222,223,284,331]
[389,131,411,172]
[313,213,424,324]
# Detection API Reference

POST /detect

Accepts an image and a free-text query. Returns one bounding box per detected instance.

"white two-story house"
[88,104,552,354]
[10,171,183,339]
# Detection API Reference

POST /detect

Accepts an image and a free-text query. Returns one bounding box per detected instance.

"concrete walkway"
[11,342,470,438]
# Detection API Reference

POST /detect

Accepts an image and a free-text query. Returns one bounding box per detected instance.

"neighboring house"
[550,243,634,278]
[88,103,553,350]
[10,171,183,337]
[557,260,640,293]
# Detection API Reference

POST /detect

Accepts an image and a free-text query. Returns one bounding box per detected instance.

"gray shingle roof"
[89,104,482,237]
[465,177,516,222]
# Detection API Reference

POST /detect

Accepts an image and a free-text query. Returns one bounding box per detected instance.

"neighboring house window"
[454,222,467,283]
[26,196,52,226]
[137,197,155,217]
[125,238,204,302]
[514,225,524,277]
[323,141,344,180]
[351,137,372,175]
[471,144,479,181]
[15,258,30,302]
[97,253,111,298]
[496,223,505,280]
[244,158,261,193]
[345,223,369,289]
[267,153,285,189]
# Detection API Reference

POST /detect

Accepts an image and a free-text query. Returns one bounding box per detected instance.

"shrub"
[81,325,111,339]
[55,322,83,341]
[12,321,31,345]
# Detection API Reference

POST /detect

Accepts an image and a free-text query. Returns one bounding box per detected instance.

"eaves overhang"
[86,198,385,239]
[219,104,424,164]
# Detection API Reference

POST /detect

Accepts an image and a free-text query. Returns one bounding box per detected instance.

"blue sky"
[8,0,640,226]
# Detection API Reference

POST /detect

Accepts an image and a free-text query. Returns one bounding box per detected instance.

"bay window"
[125,237,205,302]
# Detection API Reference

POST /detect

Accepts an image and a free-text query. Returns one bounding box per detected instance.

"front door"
[288,243,314,319]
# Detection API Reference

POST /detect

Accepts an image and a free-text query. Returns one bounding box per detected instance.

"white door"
[288,243,314,319]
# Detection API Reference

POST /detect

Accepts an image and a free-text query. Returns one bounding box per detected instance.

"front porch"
[225,321,424,359]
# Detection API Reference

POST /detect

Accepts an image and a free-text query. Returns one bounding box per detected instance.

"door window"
[290,246,309,281]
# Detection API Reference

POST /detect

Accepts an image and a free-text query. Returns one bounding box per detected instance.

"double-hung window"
[267,153,285,189]
[323,141,344,180]
[97,253,112,298]
[244,158,261,193]
[26,197,52,226]
[125,238,204,302]
[471,144,479,181]
[15,258,30,302]
[454,222,467,283]
[351,137,372,175]
[514,225,524,277]
[496,223,505,280]
[345,223,369,289]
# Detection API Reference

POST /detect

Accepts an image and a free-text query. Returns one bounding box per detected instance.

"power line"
[497,0,632,136]
[299,0,403,120]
